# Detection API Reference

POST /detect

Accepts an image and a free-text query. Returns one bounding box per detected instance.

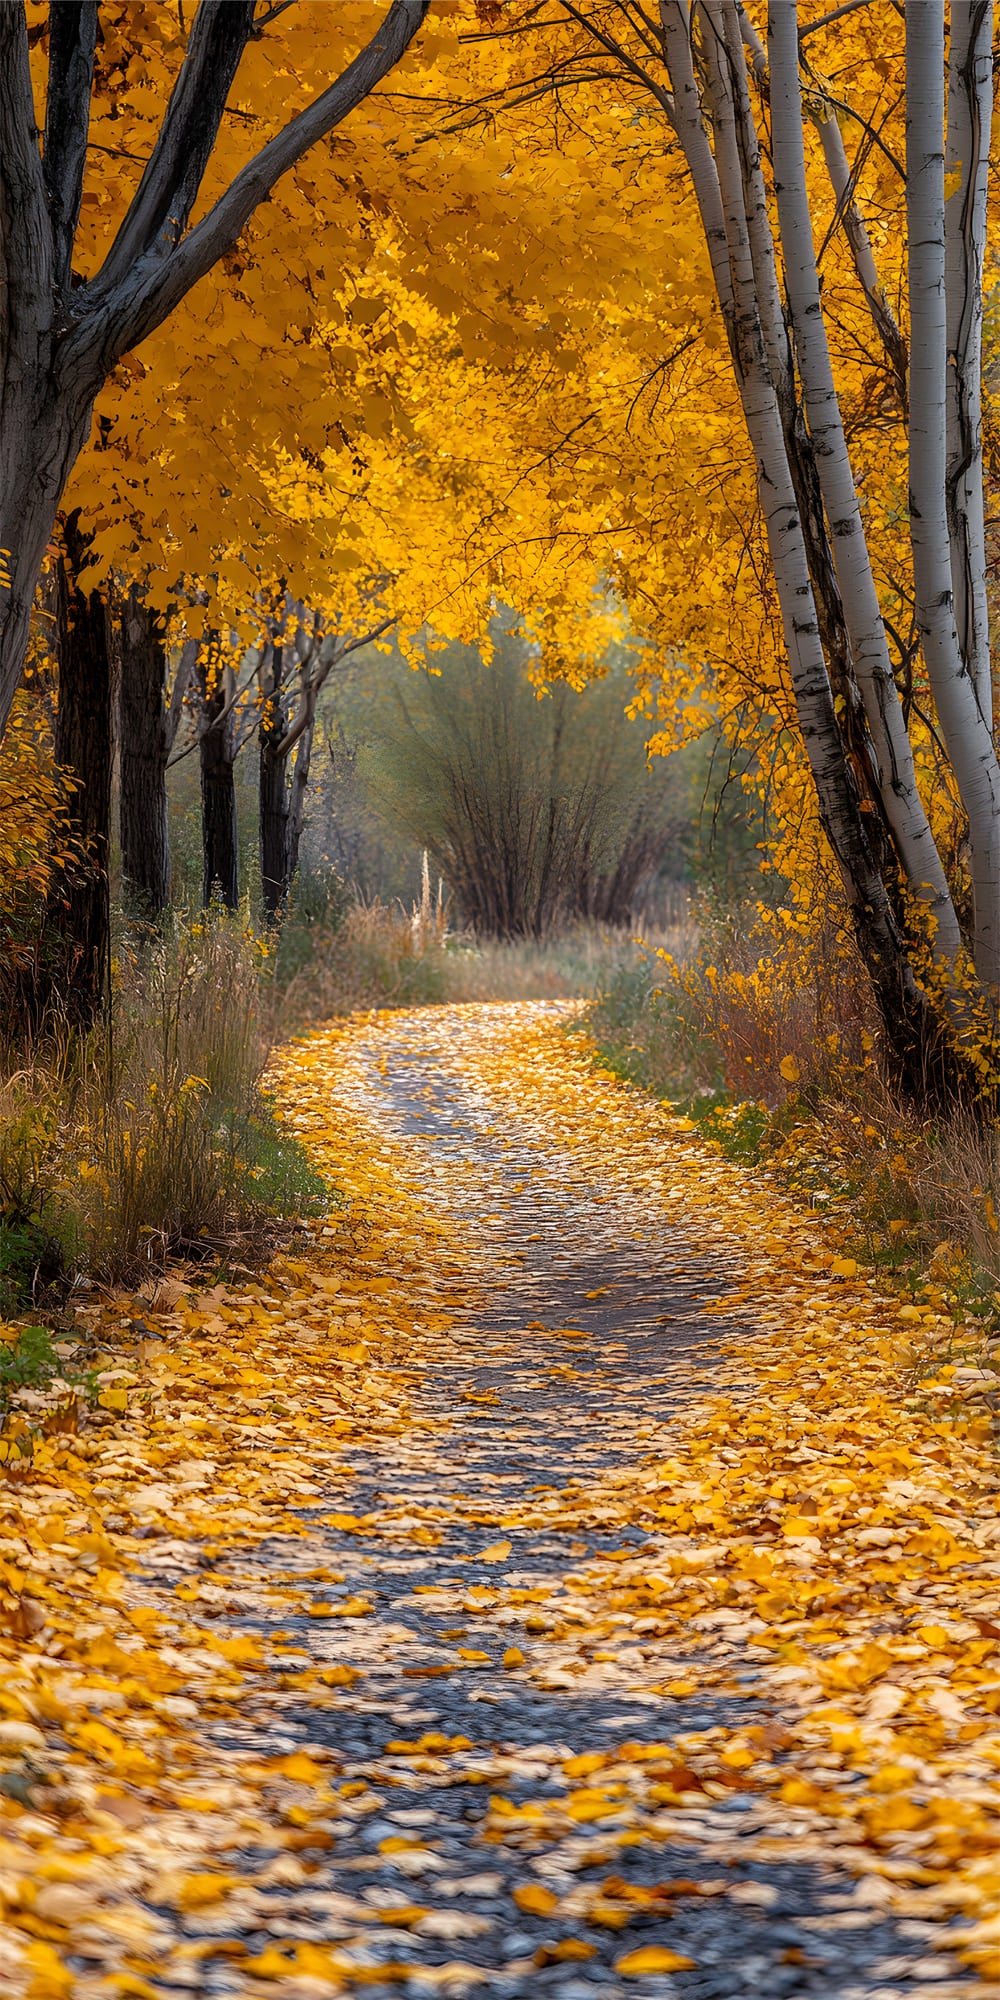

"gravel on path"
[109,1003,978,2000]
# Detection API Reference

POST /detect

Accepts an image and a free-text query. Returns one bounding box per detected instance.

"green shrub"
[272,867,351,987]
[0,1221,69,1313]
[588,951,724,1104]
[0,1324,59,1413]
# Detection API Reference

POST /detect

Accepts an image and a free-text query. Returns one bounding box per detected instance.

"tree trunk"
[259,645,289,920]
[285,695,318,895]
[49,512,112,1026]
[119,585,170,918]
[769,4,962,967]
[198,661,239,910]
[0,388,98,748]
[906,0,1000,993]
[944,0,993,725]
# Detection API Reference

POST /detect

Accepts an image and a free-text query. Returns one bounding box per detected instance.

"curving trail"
[3,1003,995,2000]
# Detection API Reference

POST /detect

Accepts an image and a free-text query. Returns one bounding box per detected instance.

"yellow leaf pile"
[4,998,1000,1991]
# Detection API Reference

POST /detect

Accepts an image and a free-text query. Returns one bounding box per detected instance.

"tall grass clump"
[0,910,333,1304]
[272,898,450,1030]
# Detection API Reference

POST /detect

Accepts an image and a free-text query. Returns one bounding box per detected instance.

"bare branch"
[625,335,698,431]
[556,0,674,115]
[251,0,299,33]
[810,97,908,407]
[276,617,397,760]
[165,636,200,751]
[799,0,878,38]
[167,653,258,767]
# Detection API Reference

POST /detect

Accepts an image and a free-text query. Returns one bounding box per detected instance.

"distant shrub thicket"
[362,626,674,939]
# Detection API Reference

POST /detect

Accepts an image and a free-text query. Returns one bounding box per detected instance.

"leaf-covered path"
[4,1004,1000,1998]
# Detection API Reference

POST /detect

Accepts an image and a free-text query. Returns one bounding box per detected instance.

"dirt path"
[4,1003,998,1999]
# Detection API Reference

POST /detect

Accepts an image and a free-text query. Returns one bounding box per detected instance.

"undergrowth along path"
[2,1000,1000,1999]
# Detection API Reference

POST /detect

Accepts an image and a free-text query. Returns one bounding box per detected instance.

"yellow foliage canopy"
[21,2,991,912]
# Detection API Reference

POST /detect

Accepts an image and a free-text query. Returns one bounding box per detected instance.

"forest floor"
[3,1003,1000,2000]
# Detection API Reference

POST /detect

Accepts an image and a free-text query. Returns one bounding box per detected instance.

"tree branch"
[71,0,431,377]
[91,0,257,302]
[799,0,879,37]
[167,652,257,767]
[276,617,396,760]
[165,636,200,751]
[43,1,98,295]
[0,4,54,341]
[809,97,908,409]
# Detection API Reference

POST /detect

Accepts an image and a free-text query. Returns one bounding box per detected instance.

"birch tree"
[490,0,997,1087]
[902,0,1000,997]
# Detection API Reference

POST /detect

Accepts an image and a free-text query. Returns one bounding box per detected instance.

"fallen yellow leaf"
[616,1946,697,1974]
[513,1882,559,1915]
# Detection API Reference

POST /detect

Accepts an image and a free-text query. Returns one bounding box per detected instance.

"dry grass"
[271,897,692,1030]
[588,904,1000,1329]
[0,914,331,1306]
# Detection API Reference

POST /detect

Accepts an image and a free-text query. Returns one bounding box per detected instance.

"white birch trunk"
[659,0,919,1021]
[907,0,1000,992]
[657,2,735,324]
[945,0,993,725]
[698,3,835,755]
[769,2,962,965]
[810,105,909,406]
[715,3,791,408]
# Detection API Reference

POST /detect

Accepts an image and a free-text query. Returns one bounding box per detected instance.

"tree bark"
[769,2,962,968]
[285,696,319,898]
[198,658,239,910]
[49,512,112,1026]
[259,644,289,919]
[906,0,1000,993]
[945,0,993,726]
[119,585,170,917]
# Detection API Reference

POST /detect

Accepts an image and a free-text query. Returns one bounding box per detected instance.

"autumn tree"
[469,0,998,1092]
[14,0,728,992]
[0,0,430,741]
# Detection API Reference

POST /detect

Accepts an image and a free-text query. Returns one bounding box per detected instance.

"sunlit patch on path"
[3,1002,998,1998]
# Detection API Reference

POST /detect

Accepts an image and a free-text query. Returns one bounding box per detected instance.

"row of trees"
[39,557,379,1022]
[3,3,999,1098]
